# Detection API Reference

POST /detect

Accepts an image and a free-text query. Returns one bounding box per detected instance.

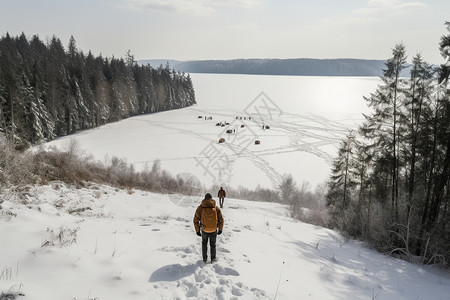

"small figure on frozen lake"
[193,193,224,263]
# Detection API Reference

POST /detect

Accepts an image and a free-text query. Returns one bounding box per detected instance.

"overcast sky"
[1,0,449,64]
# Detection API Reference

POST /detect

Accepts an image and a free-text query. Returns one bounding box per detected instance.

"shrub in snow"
[41,226,79,248]
[0,137,34,188]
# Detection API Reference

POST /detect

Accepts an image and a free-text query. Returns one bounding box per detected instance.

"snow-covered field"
[3,74,449,299]
[42,74,381,190]
[1,184,450,299]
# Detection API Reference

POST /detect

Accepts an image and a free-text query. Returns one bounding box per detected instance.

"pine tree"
[0,51,7,134]
[327,132,358,210]
[360,43,408,221]
[438,21,450,84]
[402,54,435,225]
[426,21,450,230]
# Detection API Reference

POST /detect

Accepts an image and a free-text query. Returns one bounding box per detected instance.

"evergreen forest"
[0,33,196,150]
[326,22,450,266]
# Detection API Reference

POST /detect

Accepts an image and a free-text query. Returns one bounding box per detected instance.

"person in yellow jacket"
[193,193,224,263]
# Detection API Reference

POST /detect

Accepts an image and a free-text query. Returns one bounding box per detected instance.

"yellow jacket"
[193,198,224,233]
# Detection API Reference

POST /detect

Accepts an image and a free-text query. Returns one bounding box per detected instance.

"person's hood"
[201,199,216,208]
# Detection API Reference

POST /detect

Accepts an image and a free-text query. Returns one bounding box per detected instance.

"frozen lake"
[45,73,381,190]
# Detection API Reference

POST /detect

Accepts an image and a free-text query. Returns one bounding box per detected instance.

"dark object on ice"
[226,129,232,134]
[255,140,260,145]
[198,116,203,119]
[225,122,230,125]
[241,124,245,128]
[265,125,270,129]
[216,122,221,126]
[219,138,225,143]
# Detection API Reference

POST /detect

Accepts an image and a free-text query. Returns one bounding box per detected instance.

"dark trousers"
[202,231,217,261]
[219,197,224,207]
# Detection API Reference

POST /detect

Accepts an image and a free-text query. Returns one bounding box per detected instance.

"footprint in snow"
[218,247,230,253]
[212,264,239,276]
[148,260,267,298]
[159,244,198,259]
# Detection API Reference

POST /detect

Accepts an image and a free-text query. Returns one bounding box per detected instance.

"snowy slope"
[10,74,448,299]
[1,184,450,300]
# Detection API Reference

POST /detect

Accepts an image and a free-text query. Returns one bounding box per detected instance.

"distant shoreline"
[138,58,404,77]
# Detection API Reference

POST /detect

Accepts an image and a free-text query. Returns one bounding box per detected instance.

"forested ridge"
[326,22,450,266]
[139,58,392,77]
[0,33,196,150]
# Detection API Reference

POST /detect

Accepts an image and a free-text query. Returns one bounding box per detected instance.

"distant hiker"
[217,187,226,208]
[193,193,224,263]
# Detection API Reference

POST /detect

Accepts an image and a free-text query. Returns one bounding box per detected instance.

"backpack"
[201,206,218,232]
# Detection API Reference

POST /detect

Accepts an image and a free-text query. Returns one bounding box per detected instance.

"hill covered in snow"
[1,183,449,299]
[3,73,448,300]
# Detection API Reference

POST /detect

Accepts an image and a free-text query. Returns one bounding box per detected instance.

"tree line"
[176,58,389,76]
[0,33,196,150]
[326,22,450,266]
[144,58,390,77]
